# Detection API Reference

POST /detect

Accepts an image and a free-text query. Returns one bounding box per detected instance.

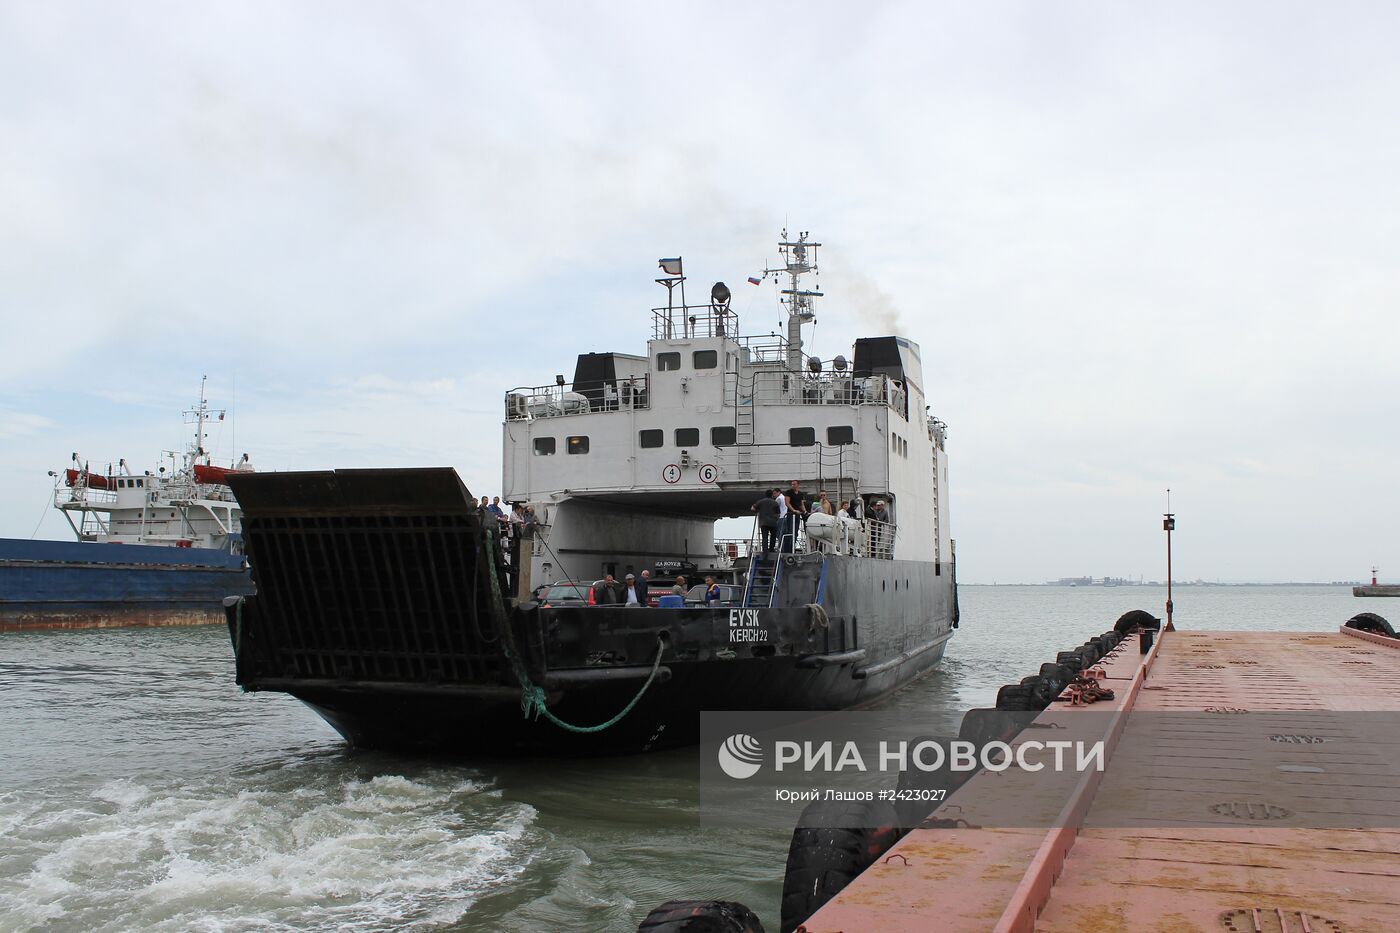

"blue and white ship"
[0,379,255,632]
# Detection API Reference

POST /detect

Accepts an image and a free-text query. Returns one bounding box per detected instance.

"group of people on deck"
[478,495,538,542]
[750,480,892,555]
[589,571,723,607]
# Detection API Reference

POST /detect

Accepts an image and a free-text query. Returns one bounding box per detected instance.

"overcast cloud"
[2,1,1397,583]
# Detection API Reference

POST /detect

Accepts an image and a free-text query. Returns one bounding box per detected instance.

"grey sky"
[2,2,1397,583]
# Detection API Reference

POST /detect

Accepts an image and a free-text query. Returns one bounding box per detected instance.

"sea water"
[0,585,1365,931]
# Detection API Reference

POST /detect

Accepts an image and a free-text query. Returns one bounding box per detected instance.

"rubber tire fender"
[779,799,902,933]
[1346,612,1396,638]
[961,707,1036,745]
[893,735,969,828]
[638,900,766,933]
[1114,609,1159,635]
[1023,675,1058,710]
[996,682,1034,711]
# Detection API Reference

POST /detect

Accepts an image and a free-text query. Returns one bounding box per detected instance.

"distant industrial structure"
[1046,576,1143,587]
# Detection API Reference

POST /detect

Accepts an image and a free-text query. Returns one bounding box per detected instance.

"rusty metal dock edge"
[801,625,1400,933]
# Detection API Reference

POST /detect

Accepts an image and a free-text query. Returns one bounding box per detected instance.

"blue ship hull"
[0,538,255,632]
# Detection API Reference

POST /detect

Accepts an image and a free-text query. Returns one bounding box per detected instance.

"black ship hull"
[225,468,956,756]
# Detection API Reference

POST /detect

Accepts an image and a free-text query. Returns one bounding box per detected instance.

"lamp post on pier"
[1163,489,1175,632]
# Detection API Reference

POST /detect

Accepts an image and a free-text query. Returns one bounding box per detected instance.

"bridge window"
[692,350,718,369]
[675,428,700,447]
[711,426,736,446]
[533,437,556,455]
[639,429,663,448]
[789,427,816,447]
[657,352,682,371]
[827,426,854,446]
[567,435,590,455]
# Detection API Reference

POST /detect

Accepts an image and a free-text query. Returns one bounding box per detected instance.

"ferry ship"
[225,231,958,753]
[0,379,256,631]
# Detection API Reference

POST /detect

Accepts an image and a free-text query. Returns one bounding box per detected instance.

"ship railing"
[733,333,793,364]
[739,517,762,607]
[54,485,118,507]
[713,442,860,491]
[713,537,753,567]
[505,375,652,421]
[162,479,239,504]
[866,517,895,560]
[803,515,895,559]
[749,369,904,411]
[651,303,739,340]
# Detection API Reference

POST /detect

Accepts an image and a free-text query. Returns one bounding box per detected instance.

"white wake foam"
[0,770,537,932]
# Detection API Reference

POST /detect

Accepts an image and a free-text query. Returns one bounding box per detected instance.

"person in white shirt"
[623,573,642,606]
[776,490,791,552]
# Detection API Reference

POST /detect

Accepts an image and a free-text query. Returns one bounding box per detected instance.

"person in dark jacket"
[784,480,808,551]
[592,574,623,605]
[752,488,781,552]
[634,571,650,605]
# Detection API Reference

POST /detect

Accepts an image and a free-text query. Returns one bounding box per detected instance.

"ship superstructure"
[503,231,952,595]
[54,377,252,553]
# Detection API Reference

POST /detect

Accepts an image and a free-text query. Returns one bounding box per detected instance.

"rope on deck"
[483,527,666,734]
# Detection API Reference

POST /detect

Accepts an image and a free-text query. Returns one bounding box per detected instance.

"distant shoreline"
[962,581,1368,587]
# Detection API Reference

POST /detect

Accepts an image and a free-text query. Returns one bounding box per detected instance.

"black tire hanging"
[996,682,1034,710]
[779,799,901,933]
[1114,609,1159,635]
[637,900,766,933]
[1346,612,1396,638]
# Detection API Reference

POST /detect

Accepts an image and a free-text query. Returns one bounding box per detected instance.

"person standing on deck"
[869,499,892,557]
[703,575,722,606]
[784,480,807,551]
[776,488,791,552]
[623,573,643,607]
[635,570,650,605]
[593,574,623,605]
[751,488,780,553]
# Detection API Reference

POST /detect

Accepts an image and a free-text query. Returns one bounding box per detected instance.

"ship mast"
[766,229,822,371]
[182,375,226,469]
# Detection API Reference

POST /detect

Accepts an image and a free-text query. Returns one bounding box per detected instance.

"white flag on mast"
[658,257,683,276]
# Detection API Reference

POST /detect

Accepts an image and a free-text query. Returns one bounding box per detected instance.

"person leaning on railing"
[868,499,893,557]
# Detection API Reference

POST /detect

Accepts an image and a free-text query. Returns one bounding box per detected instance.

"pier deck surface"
[803,628,1400,933]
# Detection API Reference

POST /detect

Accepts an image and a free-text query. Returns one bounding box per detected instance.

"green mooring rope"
[483,528,666,733]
